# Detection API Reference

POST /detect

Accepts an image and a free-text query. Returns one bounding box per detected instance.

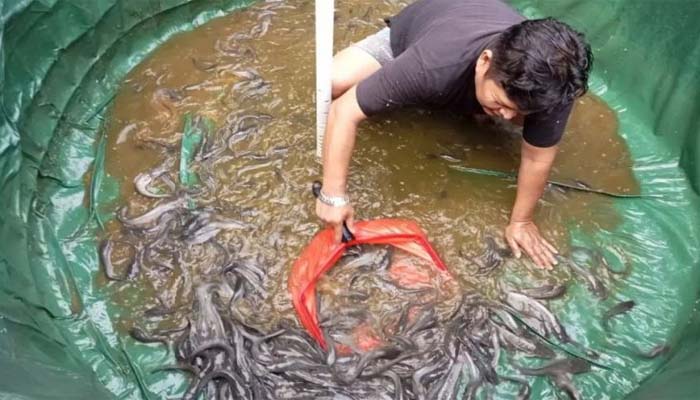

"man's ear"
[475,49,493,76]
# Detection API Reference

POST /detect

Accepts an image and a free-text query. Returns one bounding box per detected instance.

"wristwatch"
[317,190,349,207]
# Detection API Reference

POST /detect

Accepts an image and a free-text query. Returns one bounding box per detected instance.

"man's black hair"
[488,17,593,113]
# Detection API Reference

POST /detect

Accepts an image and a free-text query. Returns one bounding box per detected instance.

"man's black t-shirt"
[355,0,573,147]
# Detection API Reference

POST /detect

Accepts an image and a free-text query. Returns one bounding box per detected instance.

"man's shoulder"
[390,0,523,66]
[396,0,524,31]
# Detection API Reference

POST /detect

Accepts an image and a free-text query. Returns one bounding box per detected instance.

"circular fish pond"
[93,1,700,399]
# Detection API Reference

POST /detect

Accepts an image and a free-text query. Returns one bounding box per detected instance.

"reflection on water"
[99,0,644,397]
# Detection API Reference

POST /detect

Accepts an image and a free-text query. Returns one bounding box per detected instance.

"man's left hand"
[505,220,559,269]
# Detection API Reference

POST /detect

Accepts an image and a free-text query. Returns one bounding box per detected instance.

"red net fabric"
[288,219,448,349]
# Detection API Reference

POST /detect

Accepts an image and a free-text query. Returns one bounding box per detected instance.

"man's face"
[474,50,521,121]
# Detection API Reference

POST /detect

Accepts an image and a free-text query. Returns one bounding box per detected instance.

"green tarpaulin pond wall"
[0,0,698,399]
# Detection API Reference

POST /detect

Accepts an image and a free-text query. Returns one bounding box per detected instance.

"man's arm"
[317,85,367,242]
[505,139,560,269]
[317,49,429,241]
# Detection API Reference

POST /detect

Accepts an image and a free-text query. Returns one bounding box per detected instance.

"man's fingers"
[535,239,557,268]
[333,224,343,243]
[505,223,558,270]
[529,242,552,270]
[346,212,355,232]
[542,238,559,256]
[538,245,554,270]
[506,237,522,258]
[543,246,558,267]
[528,246,545,269]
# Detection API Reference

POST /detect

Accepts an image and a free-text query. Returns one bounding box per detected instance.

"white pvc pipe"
[315,0,334,159]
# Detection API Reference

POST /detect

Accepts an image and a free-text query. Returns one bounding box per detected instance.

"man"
[316,0,592,269]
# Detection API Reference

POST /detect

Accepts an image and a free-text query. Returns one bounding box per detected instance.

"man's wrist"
[509,216,533,224]
[321,179,347,196]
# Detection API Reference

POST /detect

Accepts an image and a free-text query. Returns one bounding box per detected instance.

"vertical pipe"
[315,0,334,159]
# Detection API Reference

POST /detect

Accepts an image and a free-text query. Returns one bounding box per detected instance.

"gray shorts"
[352,27,394,66]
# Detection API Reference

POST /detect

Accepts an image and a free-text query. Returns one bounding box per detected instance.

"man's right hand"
[316,199,355,243]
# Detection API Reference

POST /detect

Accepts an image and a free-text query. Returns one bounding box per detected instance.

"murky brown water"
[100,0,638,334]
